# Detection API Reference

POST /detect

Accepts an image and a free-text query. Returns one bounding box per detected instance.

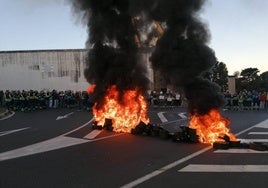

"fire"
[92,85,149,133]
[87,84,96,94]
[189,109,237,144]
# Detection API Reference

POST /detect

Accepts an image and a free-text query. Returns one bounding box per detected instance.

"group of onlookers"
[1,89,268,112]
[224,90,268,110]
[148,90,182,107]
[0,90,94,112]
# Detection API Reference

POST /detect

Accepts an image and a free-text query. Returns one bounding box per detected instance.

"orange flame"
[93,85,149,133]
[87,84,96,94]
[189,109,237,144]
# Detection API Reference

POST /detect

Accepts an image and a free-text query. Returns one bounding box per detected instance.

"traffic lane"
[0,109,93,152]
[0,108,80,131]
[148,107,187,124]
[0,133,209,188]
[136,113,268,188]
[151,108,268,136]
[222,110,268,134]
[139,148,268,188]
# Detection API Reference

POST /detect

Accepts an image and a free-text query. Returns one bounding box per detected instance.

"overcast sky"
[0,0,267,75]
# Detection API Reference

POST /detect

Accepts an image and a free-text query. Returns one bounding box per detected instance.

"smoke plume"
[69,0,150,109]
[69,0,224,114]
[141,0,224,115]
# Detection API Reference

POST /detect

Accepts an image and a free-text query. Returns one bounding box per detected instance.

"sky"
[0,0,268,75]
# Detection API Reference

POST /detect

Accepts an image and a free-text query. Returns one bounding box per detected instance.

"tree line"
[209,61,268,92]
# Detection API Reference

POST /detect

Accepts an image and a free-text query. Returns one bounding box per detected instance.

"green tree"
[210,61,228,91]
[260,71,268,91]
[236,68,260,91]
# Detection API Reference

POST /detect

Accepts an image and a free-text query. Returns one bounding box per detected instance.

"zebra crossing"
[179,118,268,172]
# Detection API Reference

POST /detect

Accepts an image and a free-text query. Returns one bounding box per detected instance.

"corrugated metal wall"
[0,49,89,91]
[0,49,154,91]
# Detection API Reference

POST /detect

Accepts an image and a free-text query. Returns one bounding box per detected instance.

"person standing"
[4,90,12,110]
[266,92,268,108]
[0,90,4,107]
[259,92,266,110]
[238,91,244,111]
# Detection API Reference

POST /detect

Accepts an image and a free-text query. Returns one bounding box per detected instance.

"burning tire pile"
[213,135,268,151]
[92,118,268,151]
[92,118,199,142]
[130,121,199,143]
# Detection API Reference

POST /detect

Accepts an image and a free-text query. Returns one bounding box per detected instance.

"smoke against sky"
[0,0,267,74]
[69,0,150,108]
[69,0,224,115]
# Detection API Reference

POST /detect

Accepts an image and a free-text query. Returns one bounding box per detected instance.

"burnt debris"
[92,119,268,151]
[213,135,268,151]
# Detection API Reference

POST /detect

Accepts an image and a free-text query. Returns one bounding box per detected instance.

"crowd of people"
[0,89,183,112]
[224,90,268,110]
[1,89,268,112]
[0,90,94,112]
[148,90,182,107]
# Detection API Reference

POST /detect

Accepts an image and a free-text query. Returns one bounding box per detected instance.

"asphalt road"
[0,107,268,188]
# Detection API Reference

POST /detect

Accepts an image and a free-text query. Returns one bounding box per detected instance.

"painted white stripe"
[0,118,95,161]
[120,147,212,188]
[56,112,74,120]
[240,139,268,143]
[179,164,268,172]
[61,118,94,136]
[0,111,15,120]
[84,130,102,139]
[178,112,187,119]
[0,136,89,161]
[161,119,186,125]
[157,112,168,123]
[0,127,30,137]
[248,132,268,135]
[0,133,125,162]
[121,118,268,187]
[254,119,268,129]
[234,118,268,137]
[214,148,268,153]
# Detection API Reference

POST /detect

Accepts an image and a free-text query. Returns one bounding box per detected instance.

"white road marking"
[84,130,102,139]
[0,118,125,161]
[214,148,268,153]
[248,132,268,135]
[160,119,186,125]
[0,127,30,137]
[56,112,74,120]
[120,147,212,188]
[0,111,15,120]
[178,112,187,119]
[0,132,124,162]
[234,118,268,137]
[61,118,94,136]
[254,119,268,129]
[157,112,168,123]
[179,164,268,172]
[240,139,268,143]
[0,136,89,161]
[121,118,268,187]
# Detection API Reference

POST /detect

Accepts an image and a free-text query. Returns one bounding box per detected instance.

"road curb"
[0,109,14,120]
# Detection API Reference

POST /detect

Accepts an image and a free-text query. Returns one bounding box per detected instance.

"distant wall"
[0,49,154,91]
[0,49,89,91]
[227,76,236,94]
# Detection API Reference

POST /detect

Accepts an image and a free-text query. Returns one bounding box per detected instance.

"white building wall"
[0,49,89,91]
[0,49,154,92]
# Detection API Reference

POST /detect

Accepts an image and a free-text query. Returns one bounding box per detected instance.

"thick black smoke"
[69,0,224,114]
[69,0,150,109]
[142,0,224,115]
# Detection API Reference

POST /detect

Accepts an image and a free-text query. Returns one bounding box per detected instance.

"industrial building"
[0,49,154,92]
